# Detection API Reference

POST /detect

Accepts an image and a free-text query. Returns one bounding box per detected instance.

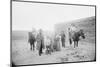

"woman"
[55,33,62,51]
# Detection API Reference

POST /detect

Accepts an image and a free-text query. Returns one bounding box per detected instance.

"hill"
[54,16,96,43]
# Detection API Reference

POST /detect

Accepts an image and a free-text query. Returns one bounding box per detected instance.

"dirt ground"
[12,39,95,65]
[12,16,96,65]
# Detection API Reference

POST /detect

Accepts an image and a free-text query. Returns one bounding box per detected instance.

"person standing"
[55,33,61,51]
[68,24,78,45]
[68,28,72,45]
[61,31,66,48]
[36,29,44,56]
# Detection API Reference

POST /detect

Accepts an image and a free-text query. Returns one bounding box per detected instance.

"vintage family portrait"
[11,0,96,66]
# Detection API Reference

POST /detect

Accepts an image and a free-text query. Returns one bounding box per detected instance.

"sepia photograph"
[11,0,96,66]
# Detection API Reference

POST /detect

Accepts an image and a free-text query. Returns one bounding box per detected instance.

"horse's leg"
[32,43,33,50]
[77,41,78,47]
[74,41,76,48]
[64,41,65,47]
[49,46,51,55]
[32,44,34,51]
[30,43,32,51]
[49,45,52,54]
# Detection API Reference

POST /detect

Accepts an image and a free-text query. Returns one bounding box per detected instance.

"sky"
[12,1,95,31]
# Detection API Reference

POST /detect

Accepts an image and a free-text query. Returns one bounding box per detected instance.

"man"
[68,28,72,45]
[36,29,44,56]
[61,31,66,48]
[68,24,78,45]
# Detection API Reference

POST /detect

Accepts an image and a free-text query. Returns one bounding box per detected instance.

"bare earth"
[12,39,95,65]
[12,16,95,65]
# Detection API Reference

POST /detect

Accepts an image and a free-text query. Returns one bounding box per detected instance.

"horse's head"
[79,29,85,39]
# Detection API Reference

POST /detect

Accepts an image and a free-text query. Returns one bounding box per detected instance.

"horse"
[69,29,85,48]
[28,32,36,51]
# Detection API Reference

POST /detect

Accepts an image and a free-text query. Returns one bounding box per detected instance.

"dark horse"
[69,29,85,48]
[28,32,36,51]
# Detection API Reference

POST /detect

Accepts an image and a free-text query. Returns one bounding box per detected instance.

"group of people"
[28,24,85,56]
[28,29,66,56]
